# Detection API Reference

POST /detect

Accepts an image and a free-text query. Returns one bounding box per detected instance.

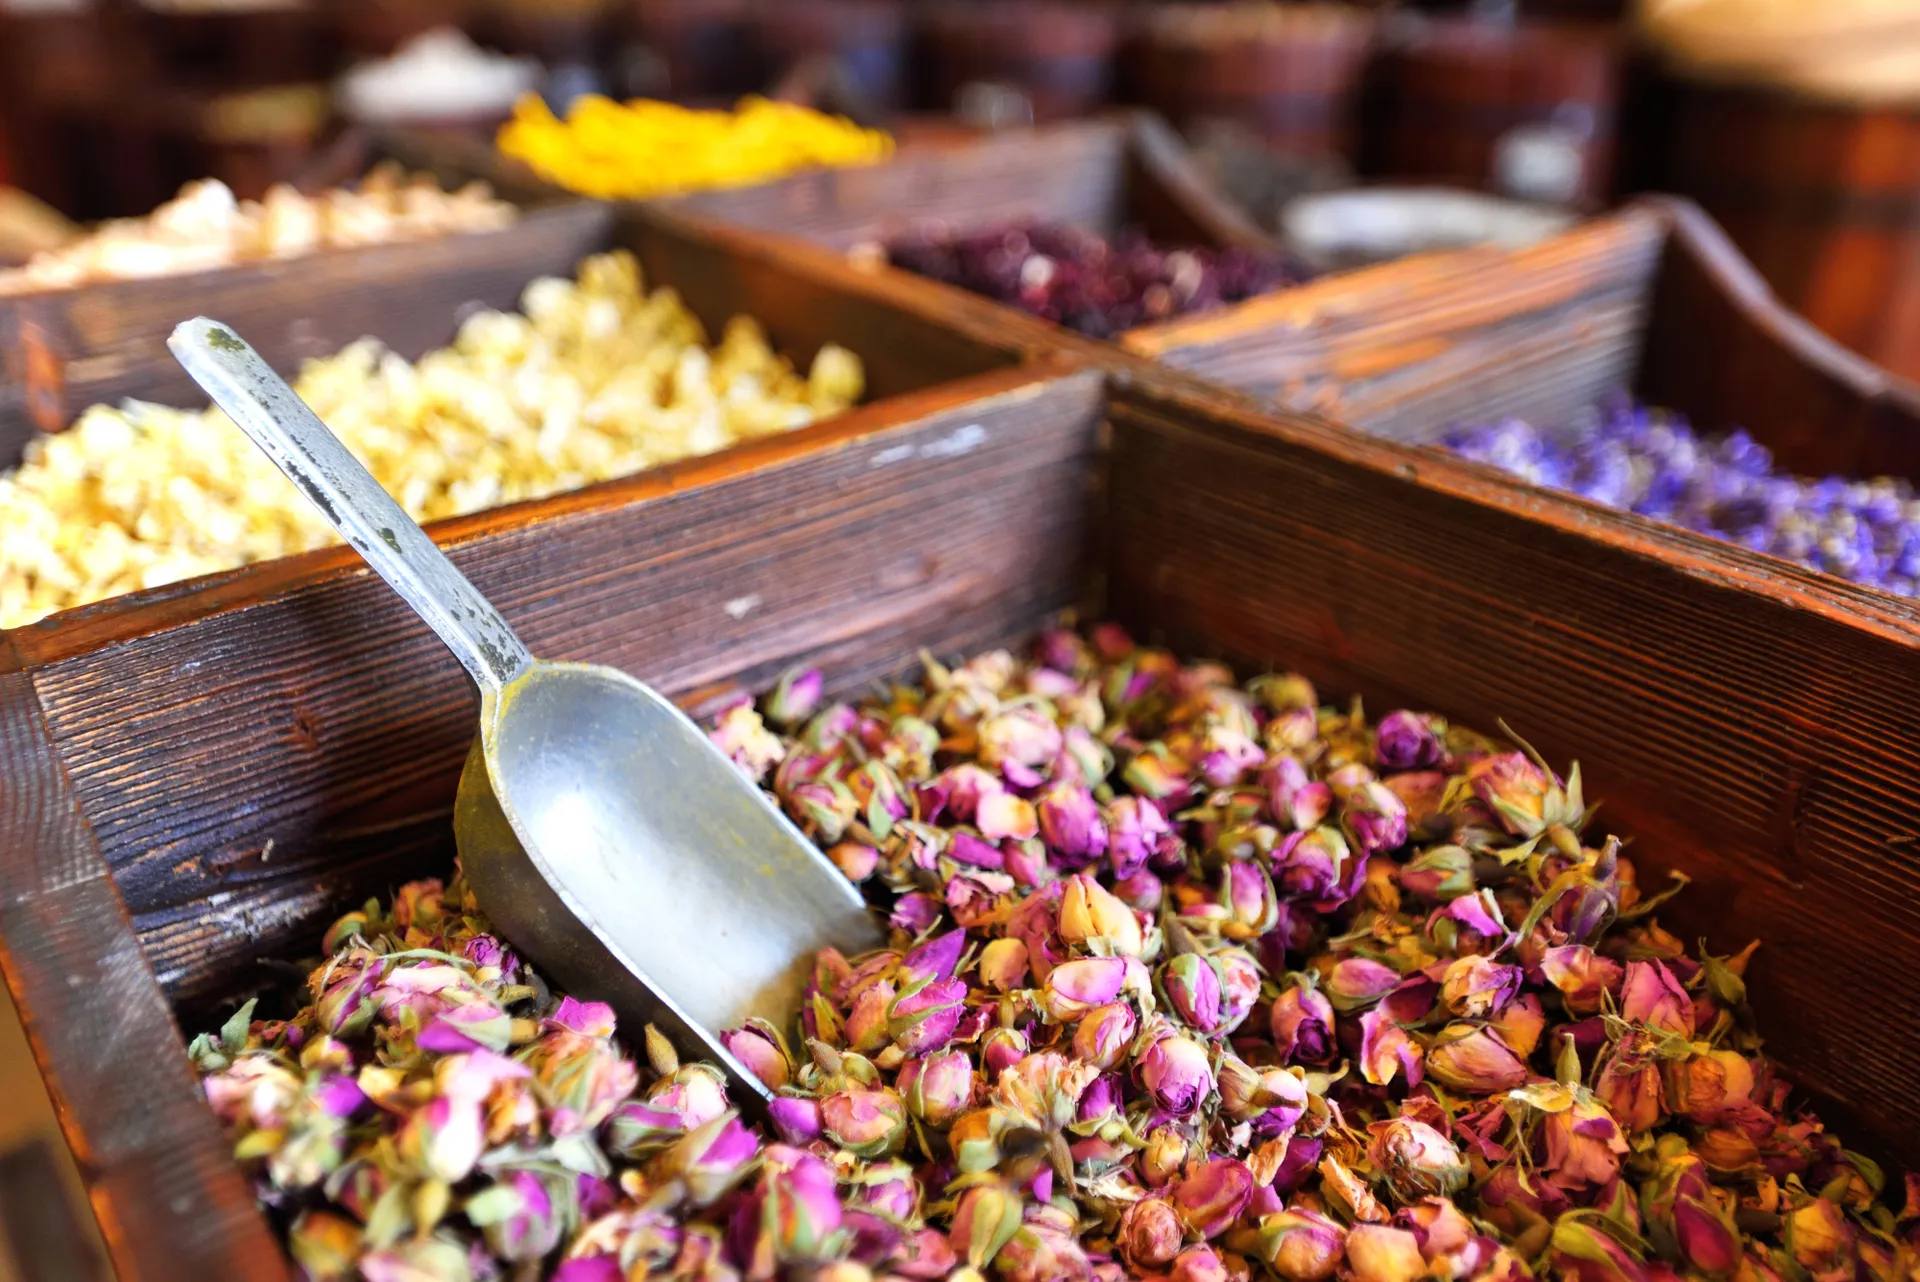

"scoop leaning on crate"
[167,316,885,1109]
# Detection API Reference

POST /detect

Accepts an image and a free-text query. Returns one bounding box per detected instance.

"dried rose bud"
[997,1207,1093,1282]
[847,761,910,840]
[749,1143,846,1267]
[1263,756,1334,832]
[1540,946,1625,1016]
[1467,752,1555,837]
[844,981,896,1054]
[721,1020,792,1092]
[949,1183,1024,1269]
[1038,783,1109,868]
[1170,1244,1232,1282]
[1119,1196,1184,1271]
[1621,961,1694,1038]
[979,707,1064,787]
[1138,1030,1214,1117]
[1342,781,1410,856]
[1369,1117,1469,1203]
[978,938,1030,992]
[1160,952,1226,1035]
[978,790,1039,841]
[787,778,859,845]
[1550,1215,1651,1282]
[1787,1198,1855,1274]
[1664,1050,1755,1125]
[1642,1135,1741,1277]
[1273,827,1355,903]
[465,1170,568,1262]
[1219,859,1280,937]
[821,1087,908,1158]
[648,1112,760,1207]
[1488,991,1547,1058]
[1538,1093,1628,1192]
[1142,1125,1194,1188]
[768,1095,823,1145]
[982,1027,1029,1078]
[765,666,825,728]
[1425,1023,1530,1094]
[1042,956,1129,1021]
[900,1049,975,1127]
[1442,955,1523,1019]
[1595,1038,1667,1135]
[1271,977,1338,1065]
[1108,796,1177,878]
[1060,874,1145,956]
[1359,1008,1425,1089]
[1249,1208,1347,1282]
[1071,1002,1139,1071]
[1347,1225,1430,1282]
[1172,1157,1255,1239]
[1400,845,1475,902]
[1325,957,1401,1013]
[1376,711,1444,771]
[889,977,967,1056]
[358,1238,474,1281]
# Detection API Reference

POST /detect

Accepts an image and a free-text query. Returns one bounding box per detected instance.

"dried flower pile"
[0,164,517,295]
[0,251,863,629]
[884,222,1302,339]
[1442,401,1920,596]
[193,627,1915,1281]
[497,96,894,201]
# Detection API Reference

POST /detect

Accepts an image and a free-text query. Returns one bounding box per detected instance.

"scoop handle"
[168,317,533,695]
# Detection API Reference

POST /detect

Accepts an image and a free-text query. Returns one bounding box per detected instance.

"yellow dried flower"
[496,94,893,200]
[0,251,863,628]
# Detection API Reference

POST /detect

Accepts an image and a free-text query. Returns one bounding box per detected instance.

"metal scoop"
[169,317,883,1105]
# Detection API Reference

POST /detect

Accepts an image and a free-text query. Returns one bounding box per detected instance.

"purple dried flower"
[1160,952,1225,1035]
[1137,1029,1213,1117]
[1376,711,1444,770]
[1041,956,1129,1021]
[1342,781,1410,855]
[820,1087,908,1158]
[1270,978,1338,1064]
[1070,1001,1138,1070]
[1037,783,1109,868]
[1118,1196,1184,1271]
[899,1048,975,1127]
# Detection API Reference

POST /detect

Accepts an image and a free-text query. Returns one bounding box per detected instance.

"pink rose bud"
[1359,1008,1425,1089]
[1271,980,1338,1064]
[995,1211,1092,1282]
[1273,827,1354,904]
[1347,1225,1429,1282]
[821,1087,908,1158]
[1550,1216,1652,1282]
[979,707,1064,788]
[900,1049,976,1127]
[1042,956,1129,1021]
[1488,991,1547,1058]
[889,977,968,1056]
[768,1095,822,1145]
[1038,783,1109,868]
[1220,860,1279,937]
[1251,1209,1348,1282]
[1160,953,1225,1035]
[1400,844,1474,901]
[1642,1135,1741,1277]
[1375,710,1443,770]
[396,1094,485,1183]
[711,704,786,781]
[1425,1023,1530,1095]
[649,1113,760,1207]
[1108,796,1175,878]
[1072,1002,1139,1071]
[466,1170,566,1263]
[1118,1197,1183,1271]
[764,665,824,728]
[1539,1096,1627,1191]
[948,1183,1024,1269]
[1366,1117,1468,1203]
[1171,1157,1255,1239]
[761,1144,845,1263]
[721,1021,792,1092]
[844,981,897,1054]
[982,1026,1029,1078]
[1138,1031,1214,1117]
[1595,1039,1667,1134]
[1326,957,1403,1013]
[1621,961,1695,1038]
[1427,890,1513,956]
[1664,1050,1755,1125]
[1170,1245,1232,1282]
[1342,781,1410,855]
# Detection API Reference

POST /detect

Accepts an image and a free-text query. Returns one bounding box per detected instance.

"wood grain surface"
[1105,375,1920,1162]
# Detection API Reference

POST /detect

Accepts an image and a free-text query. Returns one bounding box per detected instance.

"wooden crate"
[7,359,1920,1277]
[0,196,1081,644]
[1124,195,1920,482]
[659,112,1279,352]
